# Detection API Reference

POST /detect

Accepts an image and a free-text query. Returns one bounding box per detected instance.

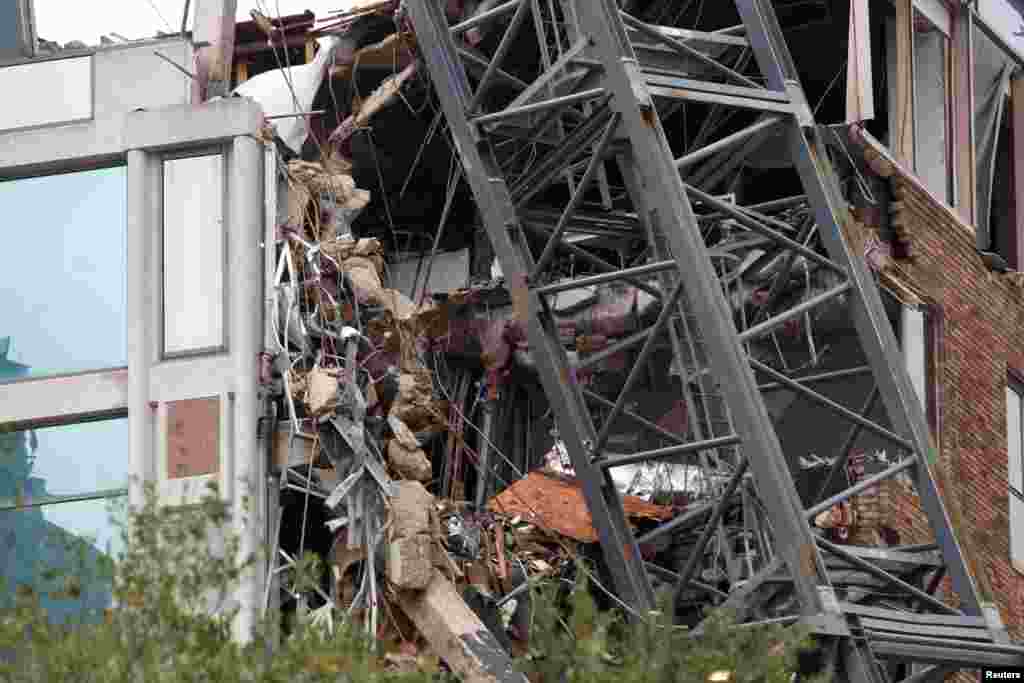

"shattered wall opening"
[237,0,1024,679]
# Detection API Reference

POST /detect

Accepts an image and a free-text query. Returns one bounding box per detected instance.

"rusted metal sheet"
[488,471,674,543]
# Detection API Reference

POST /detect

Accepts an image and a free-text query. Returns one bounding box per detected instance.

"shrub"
[0,483,826,683]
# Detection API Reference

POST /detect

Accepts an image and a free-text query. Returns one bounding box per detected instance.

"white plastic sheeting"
[233,36,339,154]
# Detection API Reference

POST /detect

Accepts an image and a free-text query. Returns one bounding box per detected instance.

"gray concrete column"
[127,149,155,508]
[230,134,265,641]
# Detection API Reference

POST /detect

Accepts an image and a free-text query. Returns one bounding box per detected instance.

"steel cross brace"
[402,0,1008,676]
[405,0,656,611]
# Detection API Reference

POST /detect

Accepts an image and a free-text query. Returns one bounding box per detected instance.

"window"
[880,1,953,203]
[912,7,953,203]
[0,418,128,623]
[973,19,1023,269]
[902,304,928,407]
[1008,373,1024,573]
[162,153,226,356]
[0,167,127,383]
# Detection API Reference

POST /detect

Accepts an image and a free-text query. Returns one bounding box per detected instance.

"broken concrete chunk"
[286,368,308,402]
[305,367,340,417]
[389,371,444,432]
[344,256,385,295]
[388,415,421,450]
[387,440,432,482]
[285,181,313,230]
[391,481,433,539]
[387,535,433,590]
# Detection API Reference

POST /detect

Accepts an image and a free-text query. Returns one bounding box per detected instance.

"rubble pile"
[254,1,911,677]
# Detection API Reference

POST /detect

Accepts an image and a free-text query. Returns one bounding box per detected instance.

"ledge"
[122,97,265,153]
[847,124,976,242]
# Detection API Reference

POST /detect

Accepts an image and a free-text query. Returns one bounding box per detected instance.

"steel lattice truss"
[404,0,1024,679]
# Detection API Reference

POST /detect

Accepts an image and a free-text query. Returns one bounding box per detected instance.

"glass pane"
[0,168,127,382]
[0,57,92,132]
[0,496,125,624]
[913,11,951,203]
[0,419,128,505]
[162,154,225,355]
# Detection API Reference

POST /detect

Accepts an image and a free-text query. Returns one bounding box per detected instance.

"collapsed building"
[4,0,1024,681]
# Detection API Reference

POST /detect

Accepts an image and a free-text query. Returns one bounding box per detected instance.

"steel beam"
[407,0,655,611]
[674,458,748,598]
[751,360,914,451]
[599,434,742,469]
[676,115,783,170]
[806,456,918,520]
[732,0,983,616]
[811,387,880,504]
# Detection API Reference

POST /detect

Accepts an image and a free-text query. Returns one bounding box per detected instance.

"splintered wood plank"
[396,572,528,683]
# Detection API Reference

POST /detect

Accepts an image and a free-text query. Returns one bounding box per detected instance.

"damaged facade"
[4,0,1024,680]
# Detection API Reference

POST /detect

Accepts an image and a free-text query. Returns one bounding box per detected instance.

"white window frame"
[160,149,228,359]
[1009,374,1024,573]
[901,304,928,410]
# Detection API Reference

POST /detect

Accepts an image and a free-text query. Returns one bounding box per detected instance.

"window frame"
[0,162,129,387]
[884,0,959,205]
[0,415,129,621]
[1009,370,1024,497]
[158,146,230,361]
[910,5,955,204]
[1008,370,1024,573]
[898,300,943,437]
[970,11,1024,269]
[0,414,130,513]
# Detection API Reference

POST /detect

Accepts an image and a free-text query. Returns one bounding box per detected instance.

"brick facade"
[846,133,1024,645]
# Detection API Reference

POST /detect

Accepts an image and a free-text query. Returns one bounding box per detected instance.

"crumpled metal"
[446,514,481,559]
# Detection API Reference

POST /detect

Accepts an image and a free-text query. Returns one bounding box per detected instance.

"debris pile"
[252,0,918,677]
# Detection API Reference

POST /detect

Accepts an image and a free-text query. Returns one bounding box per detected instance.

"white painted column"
[230,134,265,641]
[127,149,156,508]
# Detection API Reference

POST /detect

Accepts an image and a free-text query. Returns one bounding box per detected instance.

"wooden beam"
[893,0,915,166]
[234,60,248,86]
[846,0,875,123]
[396,572,529,683]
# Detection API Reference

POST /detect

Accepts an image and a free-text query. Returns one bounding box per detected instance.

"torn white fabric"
[234,36,340,154]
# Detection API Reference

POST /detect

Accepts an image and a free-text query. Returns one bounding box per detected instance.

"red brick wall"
[852,177,1024,644]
